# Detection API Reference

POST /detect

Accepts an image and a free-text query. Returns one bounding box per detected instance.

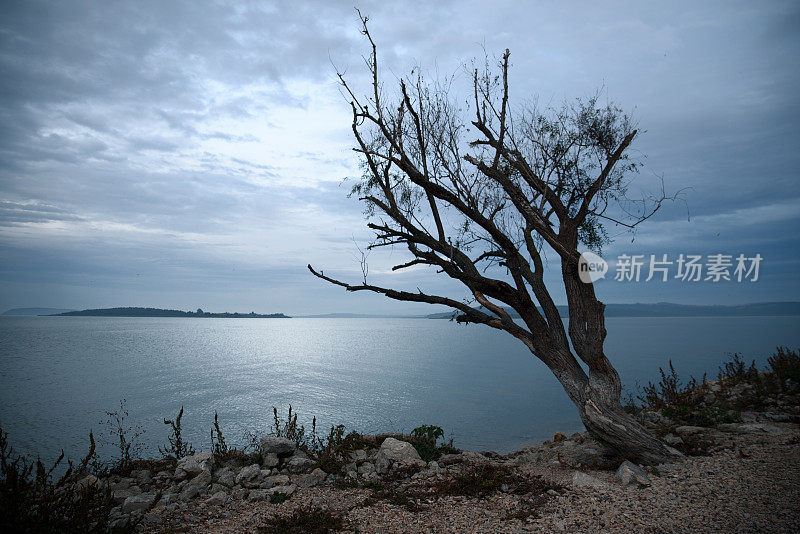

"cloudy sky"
[1,0,798,315]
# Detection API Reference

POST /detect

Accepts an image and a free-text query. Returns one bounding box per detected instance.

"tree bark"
[541,346,681,465]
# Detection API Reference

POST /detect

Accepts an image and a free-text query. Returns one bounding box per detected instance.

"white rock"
[375,437,424,472]
[259,436,296,456]
[121,493,157,514]
[176,452,214,477]
[616,460,651,486]
[235,464,263,488]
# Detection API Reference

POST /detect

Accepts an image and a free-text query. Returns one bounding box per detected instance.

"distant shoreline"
[42,307,290,318]
[2,301,799,319]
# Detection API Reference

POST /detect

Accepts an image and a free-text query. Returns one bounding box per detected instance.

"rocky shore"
[4,351,799,533]
[85,414,799,533]
[88,372,800,533]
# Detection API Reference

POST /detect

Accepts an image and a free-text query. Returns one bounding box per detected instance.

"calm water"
[1,315,799,463]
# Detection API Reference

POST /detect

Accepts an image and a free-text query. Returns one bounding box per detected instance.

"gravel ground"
[527,433,800,533]
[147,428,800,533]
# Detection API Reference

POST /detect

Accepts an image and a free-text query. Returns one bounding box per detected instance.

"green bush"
[408,425,458,461]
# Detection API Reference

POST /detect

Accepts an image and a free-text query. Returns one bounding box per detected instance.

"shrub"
[768,347,800,387]
[269,406,370,474]
[271,405,309,448]
[0,425,117,533]
[718,353,758,385]
[100,399,144,473]
[257,506,345,534]
[159,406,194,460]
[210,411,228,459]
[408,425,458,461]
[638,361,703,412]
[432,464,559,497]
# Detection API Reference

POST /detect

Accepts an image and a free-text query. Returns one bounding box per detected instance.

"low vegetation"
[256,505,345,534]
[631,347,800,455]
[0,426,117,533]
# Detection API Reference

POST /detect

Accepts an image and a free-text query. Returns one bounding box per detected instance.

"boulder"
[205,491,227,506]
[214,467,235,488]
[177,452,214,477]
[616,460,651,486]
[131,469,153,485]
[375,437,424,473]
[571,471,607,490]
[295,468,327,488]
[284,454,316,473]
[259,436,296,456]
[247,489,270,502]
[262,453,280,468]
[235,464,262,488]
[267,484,296,497]
[178,484,201,501]
[663,433,684,447]
[267,474,290,486]
[76,474,102,490]
[109,478,135,491]
[121,493,157,514]
[188,470,212,487]
[357,462,376,475]
[112,486,142,504]
[349,449,368,462]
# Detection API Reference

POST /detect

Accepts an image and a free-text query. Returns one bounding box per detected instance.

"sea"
[1,315,798,463]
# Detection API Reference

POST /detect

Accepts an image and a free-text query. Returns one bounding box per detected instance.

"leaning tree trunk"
[539,353,678,464]
[576,372,679,465]
[541,347,680,465]
[541,250,683,465]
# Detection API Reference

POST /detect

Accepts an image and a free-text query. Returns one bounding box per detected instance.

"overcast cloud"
[1,0,798,314]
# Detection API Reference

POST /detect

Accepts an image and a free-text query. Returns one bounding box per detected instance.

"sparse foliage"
[1,425,115,533]
[310,13,680,463]
[210,411,228,458]
[100,399,144,472]
[159,406,194,460]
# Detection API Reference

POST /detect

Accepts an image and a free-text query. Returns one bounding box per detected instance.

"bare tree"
[310,15,679,464]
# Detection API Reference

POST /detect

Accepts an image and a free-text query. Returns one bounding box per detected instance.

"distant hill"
[297,313,421,318]
[427,302,800,319]
[2,307,76,316]
[51,307,289,318]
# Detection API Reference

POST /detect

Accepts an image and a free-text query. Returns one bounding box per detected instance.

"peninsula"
[50,307,290,318]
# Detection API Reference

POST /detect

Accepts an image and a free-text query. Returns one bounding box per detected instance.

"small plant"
[270,406,370,474]
[639,361,705,413]
[271,405,309,448]
[100,399,144,472]
[159,406,194,460]
[257,506,345,534]
[408,425,457,461]
[210,411,228,458]
[1,425,116,533]
[621,388,640,415]
[308,424,369,474]
[433,464,558,497]
[718,353,758,385]
[768,347,800,387]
